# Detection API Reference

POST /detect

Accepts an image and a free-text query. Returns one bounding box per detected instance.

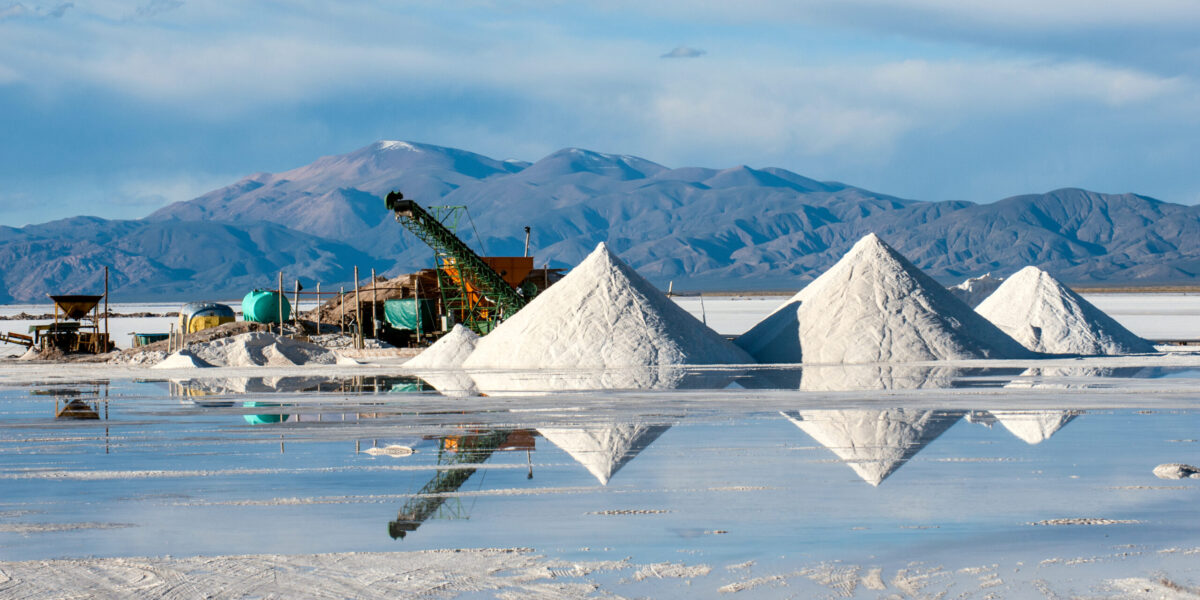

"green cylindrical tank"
[241,289,291,323]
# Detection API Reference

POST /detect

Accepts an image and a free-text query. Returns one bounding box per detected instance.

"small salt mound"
[151,349,213,369]
[988,410,1076,445]
[404,325,479,369]
[463,243,753,369]
[537,424,670,485]
[737,234,1031,364]
[186,332,342,367]
[948,273,1005,308]
[782,409,963,486]
[975,266,1156,355]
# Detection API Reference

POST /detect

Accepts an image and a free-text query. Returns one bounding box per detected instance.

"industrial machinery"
[384,191,538,335]
[29,295,113,353]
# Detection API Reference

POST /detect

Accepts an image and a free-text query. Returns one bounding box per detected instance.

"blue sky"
[2,0,1198,226]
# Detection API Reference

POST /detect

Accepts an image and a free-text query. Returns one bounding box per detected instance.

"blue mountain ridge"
[1,140,1197,302]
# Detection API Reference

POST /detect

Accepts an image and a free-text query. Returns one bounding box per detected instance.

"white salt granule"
[737,234,1030,364]
[975,266,1156,355]
[463,243,753,369]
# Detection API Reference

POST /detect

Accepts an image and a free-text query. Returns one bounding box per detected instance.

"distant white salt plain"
[1,292,1198,358]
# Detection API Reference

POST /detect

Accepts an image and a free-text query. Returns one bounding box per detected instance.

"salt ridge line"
[463,242,753,369]
[737,233,1032,364]
[976,266,1157,355]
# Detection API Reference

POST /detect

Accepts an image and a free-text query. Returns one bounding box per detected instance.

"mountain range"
[2,140,1198,302]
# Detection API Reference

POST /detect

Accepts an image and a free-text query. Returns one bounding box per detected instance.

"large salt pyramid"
[463,243,753,369]
[782,409,963,486]
[975,266,1156,355]
[404,324,479,369]
[948,273,1005,308]
[737,234,1031,364]
[537,424,670,485]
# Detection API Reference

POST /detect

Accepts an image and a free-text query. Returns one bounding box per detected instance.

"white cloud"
[661,46,705,58]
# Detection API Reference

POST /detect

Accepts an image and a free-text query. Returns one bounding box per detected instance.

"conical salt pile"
[782,409,963,486]
[404,324,479,369]
[948,273,1005,308]
[975,266,1156,355]
[537,424,671,485]
[989,410,1076,445]
[737,234,1030,364]
[463,243,753,369]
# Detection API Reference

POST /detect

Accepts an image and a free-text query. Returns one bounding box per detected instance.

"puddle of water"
[2,376,1199,587]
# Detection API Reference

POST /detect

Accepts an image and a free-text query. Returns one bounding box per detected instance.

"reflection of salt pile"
[470,366,733,395]
[1003,366,1138,390]
[738,234,1029,363]
[989,410,1076,445]
[783,409,963,485]
[405,325,479,369]
[798,365,961,391]
[171,332,348,367]
[948,273,1005,308]
[537,424,670,485]
[464,243,752,369]
[975,266,1155,355]
[173,376,329,394]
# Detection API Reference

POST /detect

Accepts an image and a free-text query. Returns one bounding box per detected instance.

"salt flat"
[1,296,1200,598]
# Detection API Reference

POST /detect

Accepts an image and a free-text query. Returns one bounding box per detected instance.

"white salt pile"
[782,409,963,486]
[947,273,1005,308]
[151,349,213,369]
[737,234,1030,364]
[537,424,670,485]
[170,332,350,367]
[404,325,478,369]
[988,410,1076,445]
[463,243,752,369]
[975,266,1156,355]
[1154,463,1200,479]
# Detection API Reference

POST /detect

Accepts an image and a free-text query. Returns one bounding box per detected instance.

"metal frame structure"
[385,191,528,334]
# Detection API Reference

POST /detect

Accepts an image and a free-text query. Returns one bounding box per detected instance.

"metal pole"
[370,268,378,339]
[340,286,345,335]
[316,282,321,335]
[277,271,284,336]
[524,226,531,258]
[294,279,300,332]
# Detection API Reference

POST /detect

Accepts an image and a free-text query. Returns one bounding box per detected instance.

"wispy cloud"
[134,0,183,19]
[661,46,705,59]
[0,1,71,20]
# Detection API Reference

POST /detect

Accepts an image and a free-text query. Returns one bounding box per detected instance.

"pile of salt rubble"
[148,332,355,369]
[403,234,1157,376]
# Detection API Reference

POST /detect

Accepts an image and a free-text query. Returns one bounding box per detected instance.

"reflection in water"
[798,365,964,391]
[988,410,1078,445]
[1004,366,1144,389]
[783,409,964,486]
[169,375,431,398]
[242,401,289,425]
[537,424,672,485]
[469,367,734,395]
[389,430,535,540]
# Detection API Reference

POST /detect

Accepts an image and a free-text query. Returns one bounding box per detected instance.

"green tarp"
[384,299,434,333]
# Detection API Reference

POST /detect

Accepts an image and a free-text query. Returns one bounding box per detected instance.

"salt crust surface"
[156,332,347,368]
[948,273,1005,308]
[783,408,963,486]
[404,324,478,369]
[976,266,1157,355]
[537,424,671,485]
[464,243,752,369]
[738,234,1031,364]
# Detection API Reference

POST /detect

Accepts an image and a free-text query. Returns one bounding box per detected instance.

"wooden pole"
[340,286,345,335]
[370,268,378,339]
[293,279,300,332]
[277,271,284,336]
[353,266,361,349]
[316,282,321,335]
[103,266,109,352]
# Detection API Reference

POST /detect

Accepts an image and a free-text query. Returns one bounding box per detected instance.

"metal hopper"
[49,295,103,320]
